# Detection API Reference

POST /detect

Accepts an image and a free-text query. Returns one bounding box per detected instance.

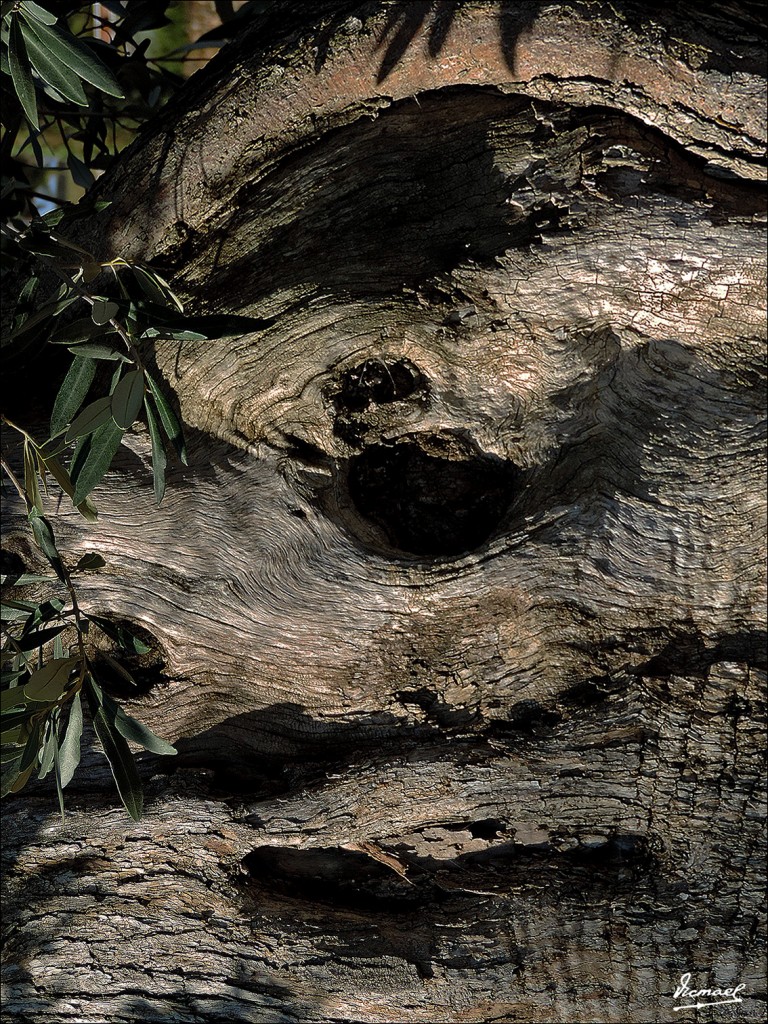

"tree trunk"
[2,2,766,1021]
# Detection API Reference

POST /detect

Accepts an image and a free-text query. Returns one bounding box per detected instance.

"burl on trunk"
[2,3,766,1022]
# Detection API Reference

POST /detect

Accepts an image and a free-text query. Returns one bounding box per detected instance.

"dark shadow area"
[209,89,545,304]
[347,432,521,556]
[171,700,429,770]
[376,0,432,82]
[637,624,768,676]
[365,0,765,84]
[237,831,661,918]
[374,1,542,80]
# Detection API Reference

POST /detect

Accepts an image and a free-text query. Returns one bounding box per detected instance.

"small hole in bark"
[489,700,562,737]
[0,550,27,577]
[334,358,424,412]
[327,358,430,446]
[467,818,505,840]
[348,433,519,557]
[240,846,419,910]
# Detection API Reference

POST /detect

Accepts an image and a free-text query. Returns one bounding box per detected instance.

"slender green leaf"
[1,756,27,798]
[50,355,96,436]
[53,633,65,660]
[37,433,68,460]
[58,690,82,787]
[13,274,40,330]
[145,373,187,465]
[90,699,143,820]
[111,704,176,756]
[1,709,37,736]
[53,727,65,821]
[1,734,24,756]
[140,326,208,342]
[50,319,113,345]
[16,625,67,652]
[70,418,124,505]
[37,714,58,779]
[67,152,95,190]
[18,1,57,25]
[82,261,104,283]
[129,264,184,311]
[86,616,151,655]
[29,512,67,583]
[98,652,137,688]
[8,17,38,128]
[17,230,89,259]
[9,294,78,341]
[129,264,169,306]
[1,599,39,620]
[144,396,166,504]
[111,369,144,429]
[41,206,66,226]
[1,687,31,713]
[19,13,124,97]
[3,602,40,624]
[24,657,78,702]
[1,669,30,689]
[23,439,43,514]
[40,453,98,521]
[0,574,53,586]
[65,395,113,441]
[66,343,130,362]
[25,597,65,629]
[91,298,119,325]
[18,718,42,772]
[145,269,183,312]
[20,20,88,106]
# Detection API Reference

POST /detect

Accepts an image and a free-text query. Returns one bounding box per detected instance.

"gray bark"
[2,2,766,1022]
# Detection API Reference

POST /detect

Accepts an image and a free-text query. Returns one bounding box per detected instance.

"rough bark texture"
[2,2,766,1022]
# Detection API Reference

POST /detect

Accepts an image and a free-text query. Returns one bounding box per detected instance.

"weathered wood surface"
[2,2,766,1021]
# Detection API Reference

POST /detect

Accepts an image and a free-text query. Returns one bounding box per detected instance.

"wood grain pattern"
[2,2,766,1021]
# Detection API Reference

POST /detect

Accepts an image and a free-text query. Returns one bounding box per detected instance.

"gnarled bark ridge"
[2,3,766,1022]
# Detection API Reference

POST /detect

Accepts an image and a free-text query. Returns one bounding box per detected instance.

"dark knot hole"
[348,434,520,557]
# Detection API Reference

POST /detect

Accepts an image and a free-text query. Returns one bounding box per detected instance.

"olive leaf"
[145,372,188,465]
[111,369,145,429]
[17,9,124,98]
[58,690,83,788]
[29,511,67,583]
[8,17,38,128]
[19,17,88,106]
[70,418,125,505]
[87,679,143,821]
[50,355,97,436]
[24,657,79,702]
[144,396,167,504]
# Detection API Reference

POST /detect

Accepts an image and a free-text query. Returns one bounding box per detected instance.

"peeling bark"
[2,2,766,1022]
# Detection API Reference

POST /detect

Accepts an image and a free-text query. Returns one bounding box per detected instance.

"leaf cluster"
[1,515,175,821]
[1,1,265,821]
[2,1,265,216]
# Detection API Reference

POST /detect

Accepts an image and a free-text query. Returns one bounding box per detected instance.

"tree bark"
[2,2,766,1022]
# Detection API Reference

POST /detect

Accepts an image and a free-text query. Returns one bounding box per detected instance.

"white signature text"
[673,972,746,1012]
